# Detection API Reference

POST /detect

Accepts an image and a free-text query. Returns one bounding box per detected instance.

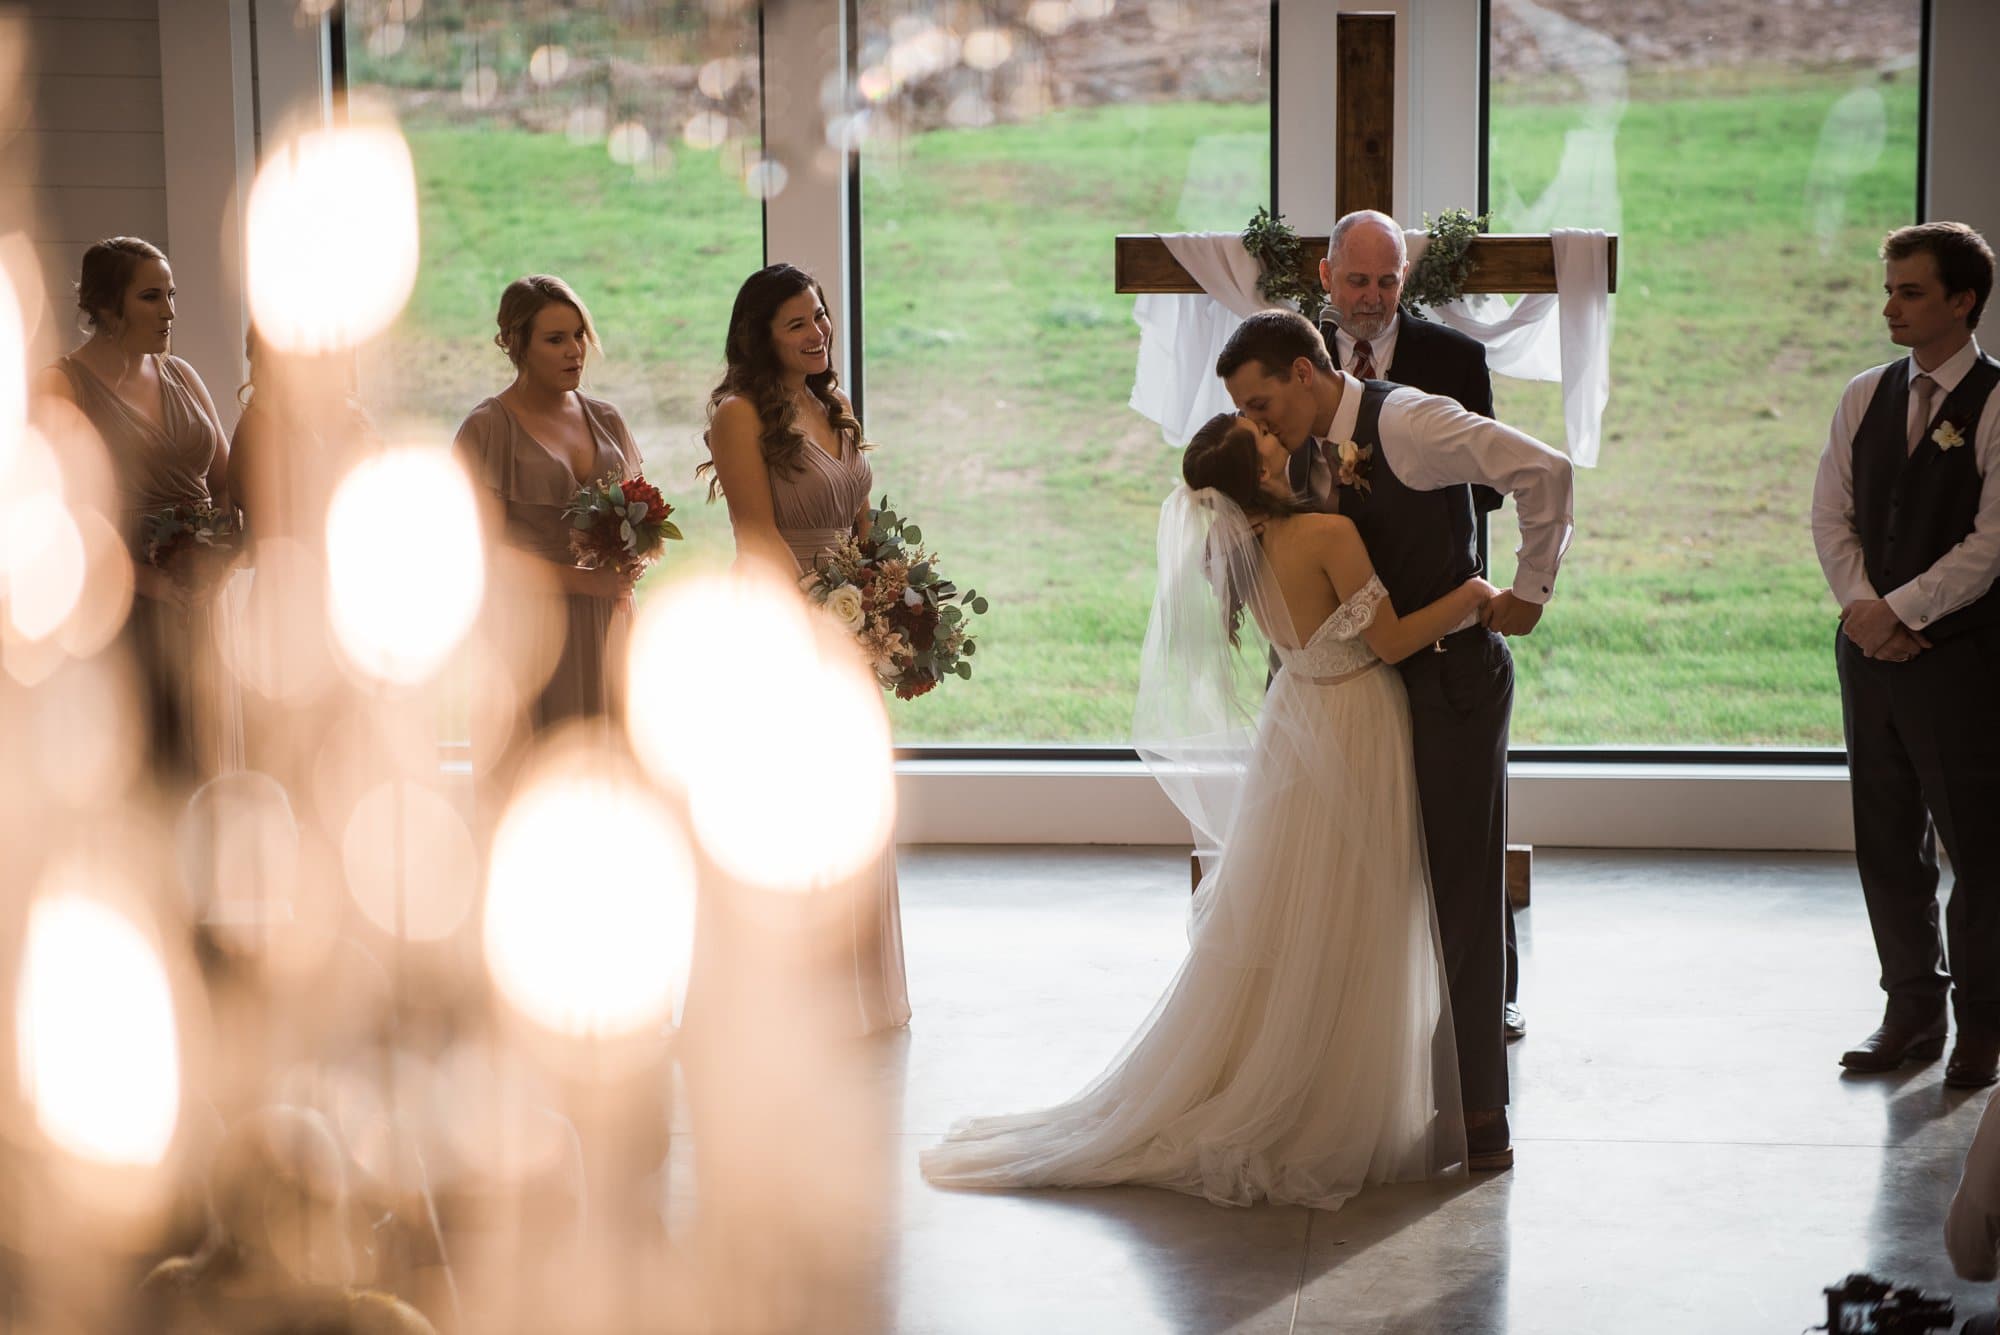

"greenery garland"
[1241,207,1326,323]
[1240,205,1491,321]
[1401,207,1491,314]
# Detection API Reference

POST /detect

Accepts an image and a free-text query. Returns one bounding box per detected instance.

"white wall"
[1926,0,2000,242]
[1,0,168,372]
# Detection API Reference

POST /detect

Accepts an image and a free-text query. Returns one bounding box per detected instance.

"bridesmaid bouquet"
[566,472,682,582]
[139,501,241,592]
[800,496,987,701]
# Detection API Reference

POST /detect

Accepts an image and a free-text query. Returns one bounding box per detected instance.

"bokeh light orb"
[625,571,897,893]
[246,124,419,354]
[324,447,484,685]
[17,883,180,1166]
[483,760,697,1038]
[340,780,478,941]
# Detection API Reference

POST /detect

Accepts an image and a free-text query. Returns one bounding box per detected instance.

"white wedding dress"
[920,491,1465,1210]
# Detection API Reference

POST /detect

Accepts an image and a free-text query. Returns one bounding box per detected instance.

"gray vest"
[1851,353,2000,641]
[1292,381,1480,615]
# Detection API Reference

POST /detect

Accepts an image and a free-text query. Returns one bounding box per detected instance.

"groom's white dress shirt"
[1305,370,1574,606]
[1331,313,1401,379]
[1811,336,2000,629]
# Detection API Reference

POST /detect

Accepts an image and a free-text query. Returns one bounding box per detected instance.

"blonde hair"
[494,274,602,366]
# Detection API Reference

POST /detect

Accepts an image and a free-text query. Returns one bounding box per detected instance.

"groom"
[1318,209,1522,1041]
[1218,308,1573,1171]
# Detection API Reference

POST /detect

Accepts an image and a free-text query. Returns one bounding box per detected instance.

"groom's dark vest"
[1851,353,2000,642]
[1293,381,1481,616]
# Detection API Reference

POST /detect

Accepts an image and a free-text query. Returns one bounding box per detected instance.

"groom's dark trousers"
[1324,313,1516,1109]
[1292,354,1515,1112]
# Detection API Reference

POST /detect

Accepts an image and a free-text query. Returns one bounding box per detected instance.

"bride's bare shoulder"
[1278,511,1359,548]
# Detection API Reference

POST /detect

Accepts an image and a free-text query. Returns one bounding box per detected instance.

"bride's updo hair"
[1182,412,1307,519]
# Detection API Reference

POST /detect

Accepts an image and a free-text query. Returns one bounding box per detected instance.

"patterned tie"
[1352,339,1377,381]
[1909,373,1937,455]
[1288,436,1315,501]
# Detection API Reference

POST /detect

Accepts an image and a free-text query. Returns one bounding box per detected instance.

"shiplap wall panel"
[23,184,168,242]
[6,74,163,133]
[0,130,165,188]
[1,3,169,368]
[19,0,155,19]
[25,17,161,76]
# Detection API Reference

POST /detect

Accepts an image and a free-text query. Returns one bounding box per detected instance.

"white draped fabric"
[1129,228,1614,465]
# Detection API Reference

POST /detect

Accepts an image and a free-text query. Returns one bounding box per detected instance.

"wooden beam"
[1335,12,1395,220]
[1114,232,1619,296]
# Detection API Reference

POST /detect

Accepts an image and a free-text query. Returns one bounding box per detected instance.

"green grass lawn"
[364,68,1917,747]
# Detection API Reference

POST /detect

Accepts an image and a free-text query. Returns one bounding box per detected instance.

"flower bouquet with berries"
[139,500,241,594]
[799,496,987,700]
[566,472,682,582]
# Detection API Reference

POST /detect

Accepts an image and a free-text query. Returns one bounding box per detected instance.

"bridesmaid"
[453,275,641,735]
[35,236,237,786]
[231,328,376,543]
[700,262,911,1034]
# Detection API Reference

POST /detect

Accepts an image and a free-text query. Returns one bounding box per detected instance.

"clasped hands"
[1842,598,1930,662]
[1478,589,1544,637]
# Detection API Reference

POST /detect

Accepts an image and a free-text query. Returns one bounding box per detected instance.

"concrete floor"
[676,846,2000,1334]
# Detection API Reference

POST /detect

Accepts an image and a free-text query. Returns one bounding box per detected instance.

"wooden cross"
[1145,15,1593,903]
[1115,13,1618,298]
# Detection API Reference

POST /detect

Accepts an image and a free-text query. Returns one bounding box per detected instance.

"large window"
[855,0,1270,743]
[341,0,763,573]
[1485,0,1922,746]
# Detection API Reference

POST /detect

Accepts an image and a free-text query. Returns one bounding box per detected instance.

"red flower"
[622,473,667,515]
[895,676,937,701]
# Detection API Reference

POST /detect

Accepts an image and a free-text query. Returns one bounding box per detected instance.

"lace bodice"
[1275,575,1388,679]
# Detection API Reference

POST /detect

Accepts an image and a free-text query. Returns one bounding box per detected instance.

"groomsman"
[1813,221,2000,1086]
[1218,309,1573,1171]
[1319,209,1523,1042]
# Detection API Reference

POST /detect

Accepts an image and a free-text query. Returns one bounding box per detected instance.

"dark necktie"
[1352,339,1377,381]
[1909,373,1936,455]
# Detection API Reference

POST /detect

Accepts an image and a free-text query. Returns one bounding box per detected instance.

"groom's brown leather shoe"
[1840,1015,1947,1073]
[1946,1030,2000,1088]
[1465,1108,1512,1172]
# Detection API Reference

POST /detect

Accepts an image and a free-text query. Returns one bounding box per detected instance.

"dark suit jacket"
[1321,310,1502,512]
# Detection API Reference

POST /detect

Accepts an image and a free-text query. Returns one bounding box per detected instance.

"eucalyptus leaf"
[903,524,922,543]
[972,597,989,615]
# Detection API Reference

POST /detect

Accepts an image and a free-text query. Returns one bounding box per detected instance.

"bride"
[920,411,1494,1210]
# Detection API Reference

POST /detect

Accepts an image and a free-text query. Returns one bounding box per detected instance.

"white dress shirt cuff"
[1511,564,1558,604]
[1884,582,1932,630]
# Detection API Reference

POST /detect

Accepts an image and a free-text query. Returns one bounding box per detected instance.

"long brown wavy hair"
[1182,412,1309,645]
[697,263,864,500]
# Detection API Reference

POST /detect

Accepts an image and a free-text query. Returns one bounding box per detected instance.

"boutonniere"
[1335,439,1374,495]
[1933,420,1966,451]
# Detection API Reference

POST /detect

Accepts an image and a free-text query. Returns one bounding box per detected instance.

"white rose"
[824,583,867,632]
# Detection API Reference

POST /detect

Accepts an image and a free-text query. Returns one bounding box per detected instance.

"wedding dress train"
[921,537,1466,1209]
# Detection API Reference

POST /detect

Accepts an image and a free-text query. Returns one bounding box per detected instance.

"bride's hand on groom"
[1479,587,1543,637]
